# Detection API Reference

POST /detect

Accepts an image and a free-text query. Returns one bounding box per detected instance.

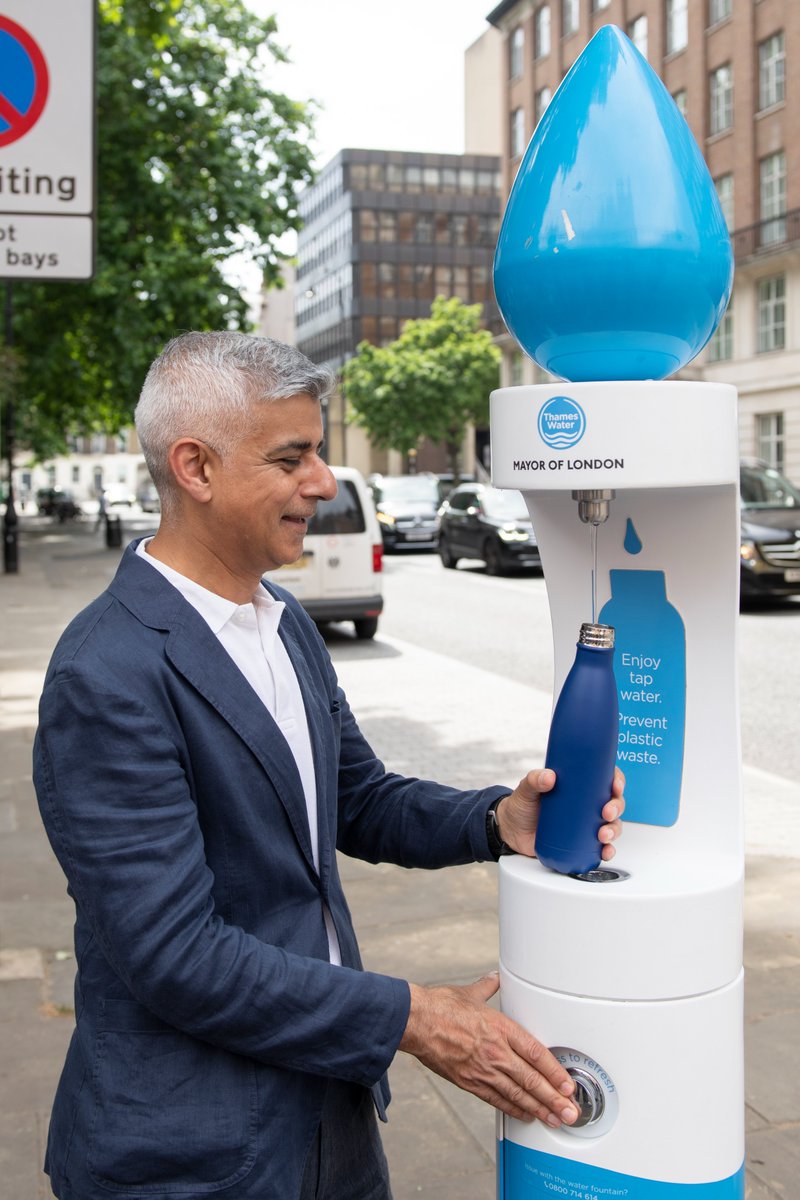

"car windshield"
[376,476,439,503]
[481,489,530,521]
[740,464,800,510]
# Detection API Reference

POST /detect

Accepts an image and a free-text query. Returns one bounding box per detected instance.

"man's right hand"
[398,972,579,1127]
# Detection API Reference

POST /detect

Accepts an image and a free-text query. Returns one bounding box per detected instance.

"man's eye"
[279,458,301,467]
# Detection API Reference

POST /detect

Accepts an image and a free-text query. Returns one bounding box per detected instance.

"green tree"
[12,0,316,458]
[343,296,501,478]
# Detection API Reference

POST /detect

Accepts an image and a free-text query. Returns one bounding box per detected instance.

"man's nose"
[309,458,338,500]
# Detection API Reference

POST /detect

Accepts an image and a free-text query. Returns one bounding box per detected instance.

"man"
[34,332,624,1200]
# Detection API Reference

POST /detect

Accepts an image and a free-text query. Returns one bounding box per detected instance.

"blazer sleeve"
[34,661,410,1088]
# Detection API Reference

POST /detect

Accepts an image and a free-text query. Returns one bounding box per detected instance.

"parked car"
[367,472,441,550]
[438,483,540,574]
[36,488,82,521]
[436,471,476,503]
[263,466,384,639]
[740,459,800,601]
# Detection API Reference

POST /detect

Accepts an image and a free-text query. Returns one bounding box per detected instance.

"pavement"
[1,517,798,1200]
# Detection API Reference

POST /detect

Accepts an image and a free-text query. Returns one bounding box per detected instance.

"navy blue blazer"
[33,541,508,1200]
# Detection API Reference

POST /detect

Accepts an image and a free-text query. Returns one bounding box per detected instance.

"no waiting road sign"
[0,14,50,148]
[0,1,95,279]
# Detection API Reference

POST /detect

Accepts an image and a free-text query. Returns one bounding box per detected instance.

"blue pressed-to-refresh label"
[501,1143,744,1198]
[599,568,686,826]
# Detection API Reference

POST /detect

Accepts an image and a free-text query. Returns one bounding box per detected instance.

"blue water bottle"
[536,623,619,876]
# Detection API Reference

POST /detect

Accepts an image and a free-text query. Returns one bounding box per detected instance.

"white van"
[264,466,384,639]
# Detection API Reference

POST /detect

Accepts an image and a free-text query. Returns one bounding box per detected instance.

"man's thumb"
[467,971,500,1003]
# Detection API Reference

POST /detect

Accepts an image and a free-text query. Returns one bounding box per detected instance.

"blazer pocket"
[87,1001,257,1194]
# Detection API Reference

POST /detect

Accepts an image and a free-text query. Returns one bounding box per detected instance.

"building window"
[452,214,468,246]
[534,5,551,58]
[510,26,524,78]
[714,173,734,229]
[71,464,80,484]
[756,412,784,471]
[593,0,611,10]
[415,214,433,243]
[535,87,552,126]
[666,0,688,54]
[707,297,733,362]
[758,32,785,112]
[672,89,687,118]
[628,16,648,58]
[359,211,377,242]
[708,0,731,25]
[511,107,526,158]
[760,151,786,246]
[510,353,524,387]
[709,64,733,135]
[378,263,396,300]
[757,275,786,353]
[562,0,579,38]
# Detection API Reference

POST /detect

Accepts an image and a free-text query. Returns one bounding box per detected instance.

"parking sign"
[0,1,95,279]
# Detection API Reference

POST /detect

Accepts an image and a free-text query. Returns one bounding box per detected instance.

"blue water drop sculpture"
[493,25,734,382]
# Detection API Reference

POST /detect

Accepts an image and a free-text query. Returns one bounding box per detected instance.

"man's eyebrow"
[268,438,325,455]
[269,439,314,454]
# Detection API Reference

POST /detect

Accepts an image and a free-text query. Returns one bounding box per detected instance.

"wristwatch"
[485,796,513,859]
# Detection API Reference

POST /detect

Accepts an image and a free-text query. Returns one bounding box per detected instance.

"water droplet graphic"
[493,25,733,382]
[624,518,643,555]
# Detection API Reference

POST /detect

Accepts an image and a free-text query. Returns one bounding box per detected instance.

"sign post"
[0,0,96,572]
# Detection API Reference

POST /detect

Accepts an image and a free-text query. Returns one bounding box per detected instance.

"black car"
[438,483,540,574]
[740,459,800,601]
[36,488,82,521]
[367,473,441,551]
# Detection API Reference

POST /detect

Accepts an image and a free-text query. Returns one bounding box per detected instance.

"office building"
[294,148,501,470]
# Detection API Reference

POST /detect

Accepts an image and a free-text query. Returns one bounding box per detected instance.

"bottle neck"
[578,622,615,648]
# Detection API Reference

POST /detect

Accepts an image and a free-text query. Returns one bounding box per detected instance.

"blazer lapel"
[277,613,335,890]
[109,545,317,875]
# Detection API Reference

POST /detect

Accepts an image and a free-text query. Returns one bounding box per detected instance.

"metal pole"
[3,280,17,574]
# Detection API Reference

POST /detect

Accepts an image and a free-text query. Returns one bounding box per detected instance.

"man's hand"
[496,767,625,859]
[399,973,579,1126]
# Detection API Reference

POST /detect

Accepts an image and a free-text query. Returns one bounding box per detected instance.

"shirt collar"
[135,537,284,635]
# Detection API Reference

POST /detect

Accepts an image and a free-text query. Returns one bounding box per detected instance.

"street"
[353,549,800,789]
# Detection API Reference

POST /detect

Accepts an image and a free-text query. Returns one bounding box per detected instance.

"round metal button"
[567,1068,606,1128]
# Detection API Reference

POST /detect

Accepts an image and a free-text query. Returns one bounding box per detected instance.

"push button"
[550,1046,619,1138]
[567,1068,605,1128]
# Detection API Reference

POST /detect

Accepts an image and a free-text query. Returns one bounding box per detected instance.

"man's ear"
[167,438,217,504]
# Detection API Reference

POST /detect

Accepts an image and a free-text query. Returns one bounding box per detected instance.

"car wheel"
[483,538,505,576]
[439,536,458,569]
[354,616,379,640]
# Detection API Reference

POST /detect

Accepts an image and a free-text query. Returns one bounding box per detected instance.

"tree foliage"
[343,296,501,475]
[12,0,316,458]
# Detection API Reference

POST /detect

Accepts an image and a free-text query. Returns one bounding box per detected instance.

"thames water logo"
[538,396,586,449]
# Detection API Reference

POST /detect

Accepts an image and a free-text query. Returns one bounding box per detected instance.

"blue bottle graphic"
[536,623,619,875]
[599,570,686,826]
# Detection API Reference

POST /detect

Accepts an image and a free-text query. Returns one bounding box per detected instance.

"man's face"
[208,393,337,576]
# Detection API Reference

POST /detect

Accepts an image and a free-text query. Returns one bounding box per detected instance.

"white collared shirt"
[135,538,341,964]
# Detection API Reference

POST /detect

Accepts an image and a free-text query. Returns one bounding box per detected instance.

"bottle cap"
[579,622,615,648]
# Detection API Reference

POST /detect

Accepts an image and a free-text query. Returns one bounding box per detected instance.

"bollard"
[104,513,122,549]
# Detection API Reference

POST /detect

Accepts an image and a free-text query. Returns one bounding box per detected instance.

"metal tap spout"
[573,489,615,524]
